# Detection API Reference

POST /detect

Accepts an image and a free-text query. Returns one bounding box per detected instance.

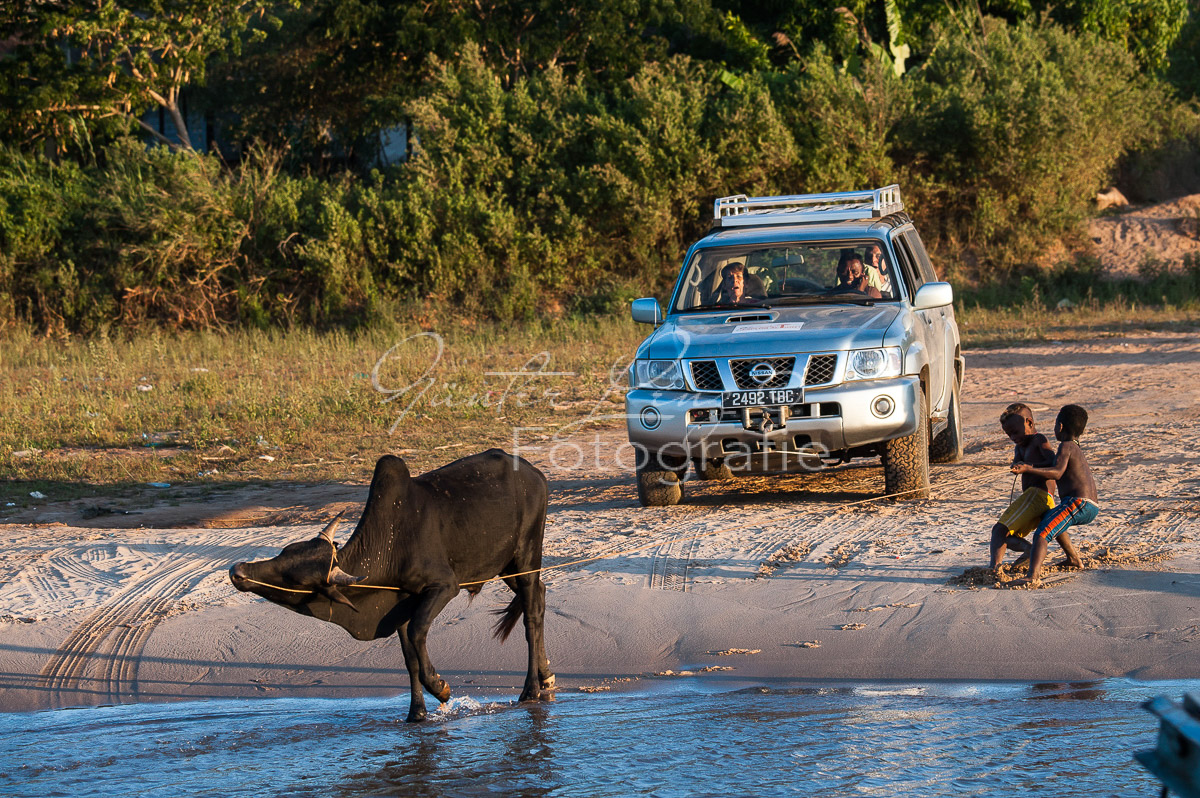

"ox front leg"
[396,620,428,723]
[402,583,458,718]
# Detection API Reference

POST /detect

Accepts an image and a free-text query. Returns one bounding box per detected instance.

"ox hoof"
[519,689,555,705]
[405,707,427,723]
[541,674,556,690]
[520,684,553,703]
[431,679,451,703]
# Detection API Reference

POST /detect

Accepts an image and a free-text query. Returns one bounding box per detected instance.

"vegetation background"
[2,0,1199,333]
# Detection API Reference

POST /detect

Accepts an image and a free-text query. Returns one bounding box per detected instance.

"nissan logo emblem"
[749,362,776,384]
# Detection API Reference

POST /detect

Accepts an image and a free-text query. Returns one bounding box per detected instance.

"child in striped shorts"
[1009,404,1098,587]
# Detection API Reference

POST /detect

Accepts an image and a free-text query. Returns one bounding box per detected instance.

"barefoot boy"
[989,403,1057,571]
[1009,404,1099,587]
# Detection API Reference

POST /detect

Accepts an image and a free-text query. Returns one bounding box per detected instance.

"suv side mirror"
[631,298,663,325]
[913,282,953,310]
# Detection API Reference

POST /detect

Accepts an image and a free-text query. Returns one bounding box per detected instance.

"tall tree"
[204,0,735,168]
[0,0,289,152]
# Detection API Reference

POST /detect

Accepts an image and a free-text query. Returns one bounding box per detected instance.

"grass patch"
[957,300,1200,347]
[955,256,1200,346]
[0,317,645,505]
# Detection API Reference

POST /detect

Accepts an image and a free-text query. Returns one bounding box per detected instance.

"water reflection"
[334,702,557,798]
[340,727,444,798]
[505,703,554,795]
[1030,681,1107,701]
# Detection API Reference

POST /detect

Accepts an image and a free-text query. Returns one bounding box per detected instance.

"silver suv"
[625,186,964,506]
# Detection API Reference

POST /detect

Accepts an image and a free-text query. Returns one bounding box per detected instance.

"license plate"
[722,388,802,408]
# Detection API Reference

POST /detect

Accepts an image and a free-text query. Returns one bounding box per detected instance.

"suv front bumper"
[626,376,921,471]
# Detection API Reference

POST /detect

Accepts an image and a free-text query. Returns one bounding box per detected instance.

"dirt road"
[2,332,1199,713]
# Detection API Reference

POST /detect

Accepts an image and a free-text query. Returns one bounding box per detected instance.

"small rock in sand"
[1095,186,1129,212]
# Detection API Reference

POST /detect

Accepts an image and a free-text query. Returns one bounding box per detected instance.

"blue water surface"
[0,678,1187,798]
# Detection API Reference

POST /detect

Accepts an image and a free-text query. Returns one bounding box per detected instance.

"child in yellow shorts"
[988,403,1057,570]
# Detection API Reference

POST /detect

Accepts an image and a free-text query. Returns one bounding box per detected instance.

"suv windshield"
[672,240,899,312]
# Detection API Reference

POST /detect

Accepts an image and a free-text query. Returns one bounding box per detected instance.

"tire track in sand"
[758,508,879,566]
[6,542,127,611]
[648,530,702,591]
[49,553,125,588]
[37,535,262,707]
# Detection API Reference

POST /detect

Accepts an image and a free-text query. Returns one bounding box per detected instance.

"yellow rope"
[240,486,930,595]
[239,577,324,594]
[459,485,930,586]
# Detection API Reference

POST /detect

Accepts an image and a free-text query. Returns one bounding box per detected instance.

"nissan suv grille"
[731,357,794,390]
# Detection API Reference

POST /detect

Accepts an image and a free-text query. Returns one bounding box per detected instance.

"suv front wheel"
[636,451,688,506]
[882,390,931,500]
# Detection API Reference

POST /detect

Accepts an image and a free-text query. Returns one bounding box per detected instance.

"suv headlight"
[634,360,685,390]
[845,348,902,381]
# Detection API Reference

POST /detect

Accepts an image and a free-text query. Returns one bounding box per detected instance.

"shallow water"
[1,678,1188,797]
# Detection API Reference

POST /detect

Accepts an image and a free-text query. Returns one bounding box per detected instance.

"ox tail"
[491,595,524,642]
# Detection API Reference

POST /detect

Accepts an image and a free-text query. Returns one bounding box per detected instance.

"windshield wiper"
[759,295,827,307]
[687,301,765,312]
[818,291,877,305]
[761,293,875,307]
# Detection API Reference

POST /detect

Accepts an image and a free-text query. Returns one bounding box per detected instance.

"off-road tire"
[693,457,734,481]
[882,390,931,499]
[929,383,964,463]
[636,451,687,506]
[637,468,682,506]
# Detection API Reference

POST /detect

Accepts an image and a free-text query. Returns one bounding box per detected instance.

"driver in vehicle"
[717,262,755,304]
[835,251,882,299]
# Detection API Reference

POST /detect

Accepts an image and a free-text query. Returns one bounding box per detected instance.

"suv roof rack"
[713,185,903,228]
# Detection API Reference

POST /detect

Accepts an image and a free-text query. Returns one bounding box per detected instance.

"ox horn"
[318,583,359,612]
[322,564,364,613]
[318,510,345,544]
[328,565,365,586]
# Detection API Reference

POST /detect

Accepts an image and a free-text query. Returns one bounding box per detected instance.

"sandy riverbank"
[2,332,1199,715]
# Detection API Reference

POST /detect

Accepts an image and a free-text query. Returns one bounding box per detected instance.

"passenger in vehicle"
[835,251,882,299]
[865,243,894,297]
[717,262,760,304]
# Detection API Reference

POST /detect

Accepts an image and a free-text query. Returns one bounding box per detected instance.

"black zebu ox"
[229,450,554,722]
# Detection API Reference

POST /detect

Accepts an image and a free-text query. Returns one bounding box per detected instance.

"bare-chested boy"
[1008,404,1099,587]
[988,403,1057,571]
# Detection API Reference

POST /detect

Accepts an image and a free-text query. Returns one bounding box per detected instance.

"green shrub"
[368,47,797,316]
[1,18,1196,333]
[768,49,909,192]
[897,18,1175,274]
[0,148,92,329]
[0,140,384,331]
